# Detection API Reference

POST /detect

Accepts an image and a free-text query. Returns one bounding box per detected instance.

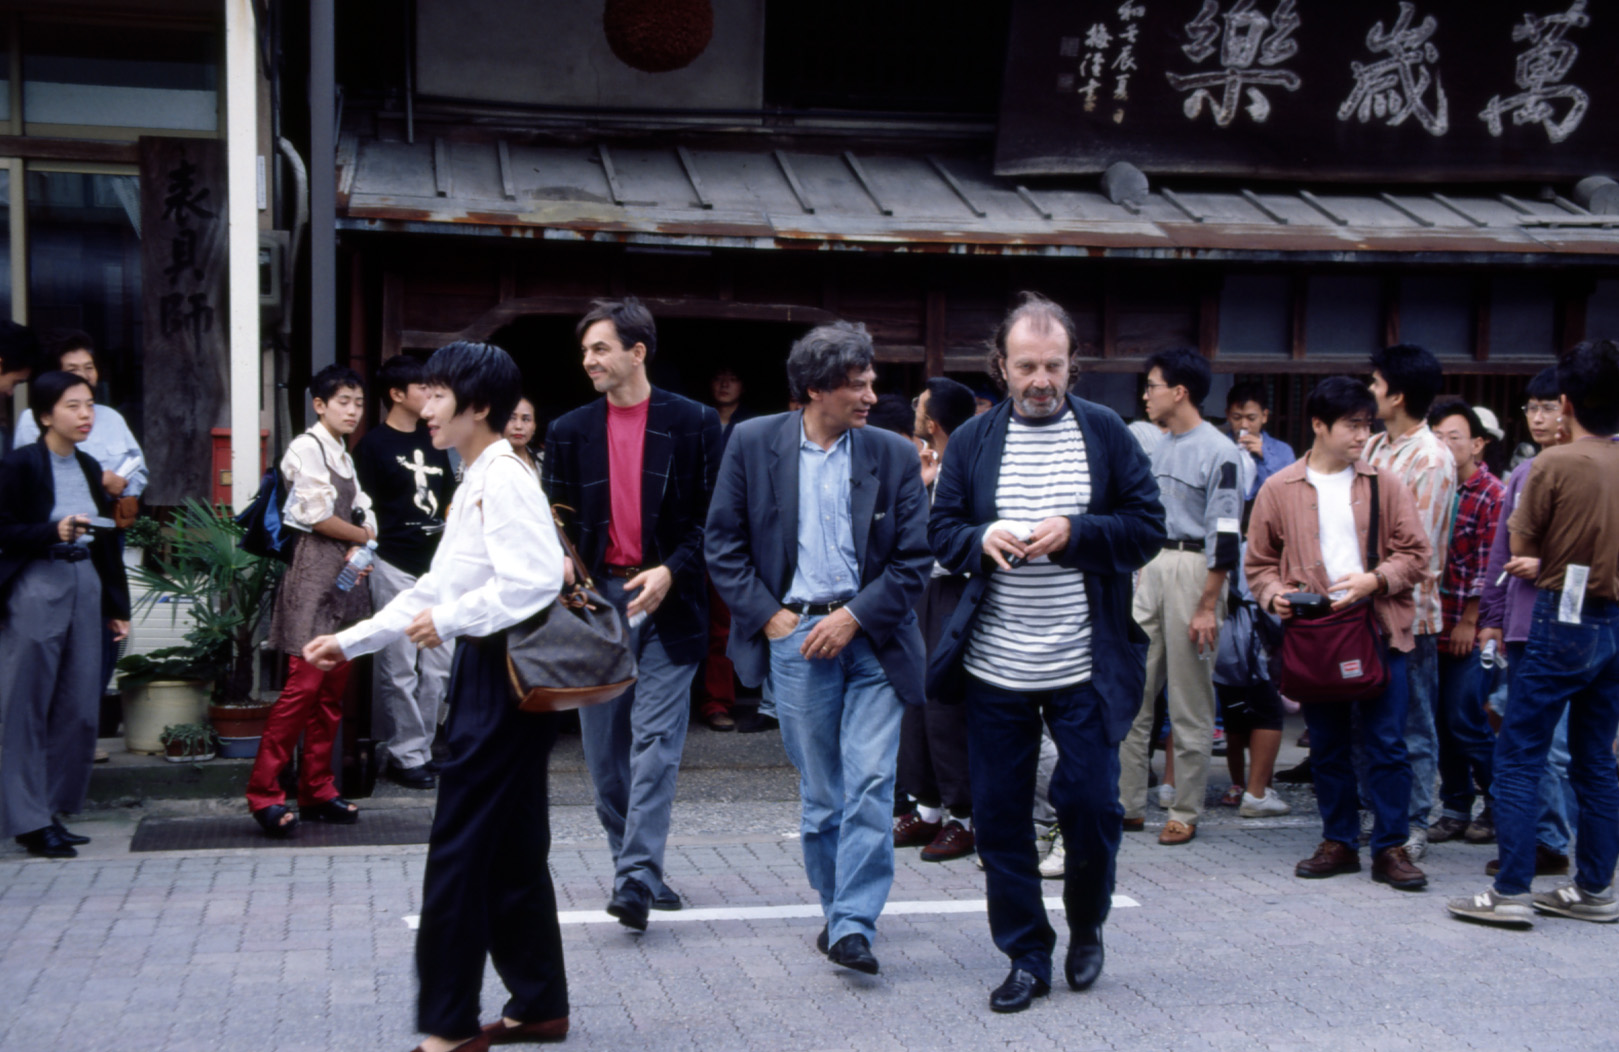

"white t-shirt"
[1306,464,1363,600]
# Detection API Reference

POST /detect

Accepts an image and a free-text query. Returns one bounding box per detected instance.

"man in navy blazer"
[544,298,722,933]
[928,292,1164,1013]
[706,321,930,976]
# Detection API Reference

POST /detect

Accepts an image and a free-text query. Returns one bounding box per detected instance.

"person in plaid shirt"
[1365,345,1455,860]
[1427,400,1506,847]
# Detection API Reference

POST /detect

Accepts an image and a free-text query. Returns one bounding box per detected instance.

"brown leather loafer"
[1295,840,1361,879]
[1372,845,1428,890]
[920,820,975,862]
[1157,820,1196,845]
[893,812,942,848]
[1486,844,1571,877]
[481,1017,569,1044]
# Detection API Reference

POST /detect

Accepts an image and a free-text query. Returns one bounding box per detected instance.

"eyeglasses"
[1522,403,1562,418]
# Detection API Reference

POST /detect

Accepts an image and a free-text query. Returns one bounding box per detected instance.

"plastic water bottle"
[335,540,378,592]
[1481,638,1507,671]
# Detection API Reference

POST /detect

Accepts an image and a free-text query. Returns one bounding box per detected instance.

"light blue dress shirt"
[784,424,860,604]
[15,401,148,498]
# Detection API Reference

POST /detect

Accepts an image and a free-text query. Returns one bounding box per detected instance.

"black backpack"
[235,468,296,563]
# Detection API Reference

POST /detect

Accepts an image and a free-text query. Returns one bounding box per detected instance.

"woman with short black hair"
[305,342,570,1052]
[0,371,131,858]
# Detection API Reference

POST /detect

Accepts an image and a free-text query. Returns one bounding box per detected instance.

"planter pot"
[208,703,273,739]
[216,736,261,759]
[163,742,216,763]
[122,680,211,754]
[122,546,144,570]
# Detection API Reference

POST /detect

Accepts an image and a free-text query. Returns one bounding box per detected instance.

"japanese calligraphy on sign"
[995,0,1616,180]
[140,136,229,505]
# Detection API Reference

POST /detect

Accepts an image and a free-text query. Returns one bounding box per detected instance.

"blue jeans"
[1436,651,1495,821]
[1306,651,1411,856]
[966,675,1121,985]
[1498,642,1573,855]
[768,615,904,945]
[1403,635,1441,828]
[1493,592,1619,896]
[578,578,700,896]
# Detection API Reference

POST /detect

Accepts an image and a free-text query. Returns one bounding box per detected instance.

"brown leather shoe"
[893,812,942,848]
[1486,844,1571,877]
[1157,819,1196,845]
[1295,840,1361,879]
[920,820,975,862]
[1121,817,1145,832]
[481,1016,569,1044]
[1372,845,1428,890]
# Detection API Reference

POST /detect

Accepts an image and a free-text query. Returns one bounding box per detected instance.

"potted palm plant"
[118,499,284,758]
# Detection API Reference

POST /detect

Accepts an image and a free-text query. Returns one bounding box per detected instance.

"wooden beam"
[1474,276,1492,362]
[0,135,137,164]
[1290,275,1309,360]
[924,290,947,378]
[1199,276,1221,358]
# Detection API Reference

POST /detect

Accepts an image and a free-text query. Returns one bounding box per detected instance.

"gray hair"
[986,291,1080,393]
[786,321,875,403]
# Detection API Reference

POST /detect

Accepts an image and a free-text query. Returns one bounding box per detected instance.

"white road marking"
[403,894,1138,929]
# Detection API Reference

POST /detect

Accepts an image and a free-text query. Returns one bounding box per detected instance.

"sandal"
[1218,784,1244,808]
[252,804,299,839]
[299,797,360,825]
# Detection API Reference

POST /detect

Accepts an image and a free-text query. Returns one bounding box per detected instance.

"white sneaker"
[1156,783,1174,809]
[1404,825,1429,862]
[1447,887,1533,927]
[1039,834,1066,879]
[1238,788,1292,818]
[1532,882,1619,923]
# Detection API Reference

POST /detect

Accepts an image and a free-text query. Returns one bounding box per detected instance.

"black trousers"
[897,574,972,815]
[416,634,568,1038]
[966,675,1121,984]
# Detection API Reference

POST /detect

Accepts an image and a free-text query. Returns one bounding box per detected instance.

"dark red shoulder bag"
[1277,475,1391,704]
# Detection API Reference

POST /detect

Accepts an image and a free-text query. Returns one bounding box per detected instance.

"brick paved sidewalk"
[2,801,1615,1052]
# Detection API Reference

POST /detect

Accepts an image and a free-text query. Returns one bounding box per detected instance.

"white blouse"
[334,439,564,659]
[282,424,375,532]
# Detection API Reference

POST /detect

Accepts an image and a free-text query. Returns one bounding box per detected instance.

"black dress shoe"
[51,820,90,846]
[387,763,437,790]
[1065,926,1104,991]
[736,713,780,734]
[989,968,1050,1013]
[827,933,879,974]
[14,826,77,859]
[816,926,829,956]
[651,885,683,912]
[607,877,651,932]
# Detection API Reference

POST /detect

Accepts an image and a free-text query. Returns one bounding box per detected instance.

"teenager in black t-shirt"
[354,354,455,789]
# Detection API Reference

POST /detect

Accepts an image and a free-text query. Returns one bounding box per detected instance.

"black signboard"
[995,0,1617,181]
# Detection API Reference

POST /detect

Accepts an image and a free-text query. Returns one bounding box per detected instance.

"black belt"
[1162,539,1204,553]
[604,565,643,580]
[783,598,851,616]
[47,545,92,563]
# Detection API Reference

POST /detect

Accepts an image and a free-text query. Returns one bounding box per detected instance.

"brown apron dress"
[267,440,372,655]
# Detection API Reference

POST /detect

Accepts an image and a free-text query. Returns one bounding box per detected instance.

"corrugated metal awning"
[336,135,1619,263]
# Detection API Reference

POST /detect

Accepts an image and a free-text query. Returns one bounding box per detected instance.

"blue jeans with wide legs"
[768,615,904,946]
[1436,650,1496,822]
[1493,593,1619,897]
[578,578,700,898]
[1306,651,1412,856]
[1402,635,1441,829]
[1497,642,1573,855]
[966,675,1121,987]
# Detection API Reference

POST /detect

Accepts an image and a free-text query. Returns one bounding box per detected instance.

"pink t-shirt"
[605,398,648,566]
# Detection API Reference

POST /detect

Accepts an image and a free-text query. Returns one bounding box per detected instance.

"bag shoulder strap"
[1366,472,1380,572]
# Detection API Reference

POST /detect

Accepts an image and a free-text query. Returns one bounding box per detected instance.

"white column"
[225,0,260,512]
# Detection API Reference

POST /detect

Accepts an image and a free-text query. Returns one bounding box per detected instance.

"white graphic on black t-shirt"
[397,449,445,518]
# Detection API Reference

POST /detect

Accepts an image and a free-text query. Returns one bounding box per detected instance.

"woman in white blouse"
[305,342,568,1052]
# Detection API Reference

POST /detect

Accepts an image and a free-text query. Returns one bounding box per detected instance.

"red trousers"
[245,655,350,811]
[701,577,735,714]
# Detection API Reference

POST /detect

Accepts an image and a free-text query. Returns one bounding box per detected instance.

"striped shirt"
[964,407,1093,690]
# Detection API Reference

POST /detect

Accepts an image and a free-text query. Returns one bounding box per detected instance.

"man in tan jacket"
[1246,376,1431,890]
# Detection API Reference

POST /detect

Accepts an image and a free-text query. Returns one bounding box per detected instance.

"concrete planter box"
[122,680,211,755]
